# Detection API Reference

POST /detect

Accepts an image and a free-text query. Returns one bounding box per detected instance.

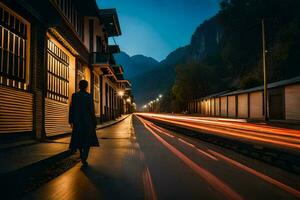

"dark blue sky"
[97,0,220,61]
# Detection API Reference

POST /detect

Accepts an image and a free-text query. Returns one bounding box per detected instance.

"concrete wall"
[285,84,300,120]
[215,98,220,116]
[220,97,227,117]
[249,91,263,119]
[211,98,215,116]
[228,96,236,117]
[238,94,248,118]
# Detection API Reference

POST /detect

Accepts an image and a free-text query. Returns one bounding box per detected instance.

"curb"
[96,114,131,130]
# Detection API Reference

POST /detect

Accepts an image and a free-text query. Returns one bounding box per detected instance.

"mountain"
[130,46,190,106]
[114,52,160,79]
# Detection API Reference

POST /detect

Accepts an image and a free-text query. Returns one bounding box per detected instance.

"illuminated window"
[0,4,28,90]
[76,61,84,91]
[47,40,69,103]
[93,73,100,115]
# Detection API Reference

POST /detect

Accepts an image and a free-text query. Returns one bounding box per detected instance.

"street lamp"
[117,90,125,98]
[159,94,163,98]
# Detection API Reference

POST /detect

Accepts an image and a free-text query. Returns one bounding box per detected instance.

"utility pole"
[262,19,268,121]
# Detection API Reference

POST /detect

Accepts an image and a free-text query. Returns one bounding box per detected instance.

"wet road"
[25,115,300,200]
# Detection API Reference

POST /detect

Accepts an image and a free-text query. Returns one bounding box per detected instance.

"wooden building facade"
[188,76,300,122]
[0,0,132,140]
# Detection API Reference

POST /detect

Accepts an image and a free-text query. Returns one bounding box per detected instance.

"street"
[24,115,300,200]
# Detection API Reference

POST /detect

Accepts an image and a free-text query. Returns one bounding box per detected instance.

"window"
[53,0,83,40]
[47,40,69,103]
[0,4,28,90]
[76,61,84,91]
[93,73,100,115]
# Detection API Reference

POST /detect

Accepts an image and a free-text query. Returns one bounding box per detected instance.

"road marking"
[142,167,157,200]
[147,121,218,161]
[137,116,244,200]
[208,149,300,198]
[147,123,175,138]
[197,148,218,161]
[178,138,195,148]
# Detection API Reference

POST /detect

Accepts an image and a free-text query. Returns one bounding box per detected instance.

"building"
[188,76,300,122]
[0,0,132,141]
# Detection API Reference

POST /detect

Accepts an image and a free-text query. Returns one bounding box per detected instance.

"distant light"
[117,90,125,97]
[126,98,131,103]
[159,94,163,98]
[156,98,159,101]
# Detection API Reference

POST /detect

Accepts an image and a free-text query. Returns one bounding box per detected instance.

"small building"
[188,76,300,122]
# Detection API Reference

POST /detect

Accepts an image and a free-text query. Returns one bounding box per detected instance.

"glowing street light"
[117,90,125,97]
[159,94,163,98]
[126,98,131,103]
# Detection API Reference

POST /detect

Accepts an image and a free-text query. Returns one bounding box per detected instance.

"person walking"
[69,80,99,167]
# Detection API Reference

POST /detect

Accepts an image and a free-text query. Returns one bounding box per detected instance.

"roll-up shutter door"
[45,98,71,136]
[0,86,33,134]
[221,97,227,117]
[238,94,248,118]
[285,84,300,120]
[228,96,236,117]
[249,91,263,119]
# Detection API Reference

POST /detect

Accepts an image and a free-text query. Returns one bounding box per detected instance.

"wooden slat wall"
[0,86,33,134]
[201,101,205,114]
[249,91,263,119]
[285,84,300,120]
[228,96,236,117]
[238,94,248,118]
[215,98,220,116]
[205,100,209,115]
[197,101,201,113]
[221,97,227,117]
[210,98,215,116]
[45,98,71,136]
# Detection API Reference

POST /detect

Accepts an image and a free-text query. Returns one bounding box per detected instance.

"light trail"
[138,116,300,199]
[137,116,244,200]
[137,113,300,138]
[208,150,300,198]
[145,119,218,161]
[136,113,300,151]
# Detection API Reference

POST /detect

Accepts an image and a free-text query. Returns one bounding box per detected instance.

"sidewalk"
[25,115,149,200]
[0,114,130,176]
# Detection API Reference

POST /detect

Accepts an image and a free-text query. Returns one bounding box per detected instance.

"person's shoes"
[82,160,88,167]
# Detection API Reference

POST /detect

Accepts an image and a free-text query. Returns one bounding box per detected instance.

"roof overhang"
[73,0,99,16]
[99,8,121,37]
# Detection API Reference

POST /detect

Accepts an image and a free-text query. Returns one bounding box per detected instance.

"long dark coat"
[69,90,99,150]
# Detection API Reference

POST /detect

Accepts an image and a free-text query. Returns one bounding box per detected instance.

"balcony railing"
[91,52,110,66]
[108,45,120,54]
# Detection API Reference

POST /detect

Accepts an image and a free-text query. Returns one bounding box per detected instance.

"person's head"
[79,80,88,91]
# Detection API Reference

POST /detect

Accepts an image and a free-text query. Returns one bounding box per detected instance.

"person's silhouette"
[69,80,99,166]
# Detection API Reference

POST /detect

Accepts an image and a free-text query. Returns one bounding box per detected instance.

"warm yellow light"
[118,90,125,97]
[126,98,131,103]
